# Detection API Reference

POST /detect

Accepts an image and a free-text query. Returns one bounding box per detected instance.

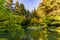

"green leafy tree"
[19,3,26,16]
[26,10,30,18]
[0,0,25,40]
[15,0,19,13]
[31,9,40,19]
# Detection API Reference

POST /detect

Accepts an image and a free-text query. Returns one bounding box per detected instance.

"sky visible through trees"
[13,0,42,11]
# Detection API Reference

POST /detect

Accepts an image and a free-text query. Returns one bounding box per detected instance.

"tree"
[15,0,19,13]
[31,9,40,19]
[36,0,60,40]
[31,9,40,25]
[6,0,13,4]
[19,3,26,16]
[0,0,25,40]
[26,10,30,18]
[5,0,13,9]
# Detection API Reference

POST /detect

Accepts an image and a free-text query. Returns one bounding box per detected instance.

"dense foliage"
[0,0,60,40]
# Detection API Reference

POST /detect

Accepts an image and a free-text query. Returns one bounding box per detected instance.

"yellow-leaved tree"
[36,0,60,40]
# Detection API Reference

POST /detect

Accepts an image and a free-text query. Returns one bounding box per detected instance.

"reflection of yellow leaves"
[0,0,2,2]
[58,38,60,40]
[56,30,60,34]
[57,27,60,34]
[56,30,60,33]
[0,38,8,40]
[39,38,44,40]
[57,27,60,30]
